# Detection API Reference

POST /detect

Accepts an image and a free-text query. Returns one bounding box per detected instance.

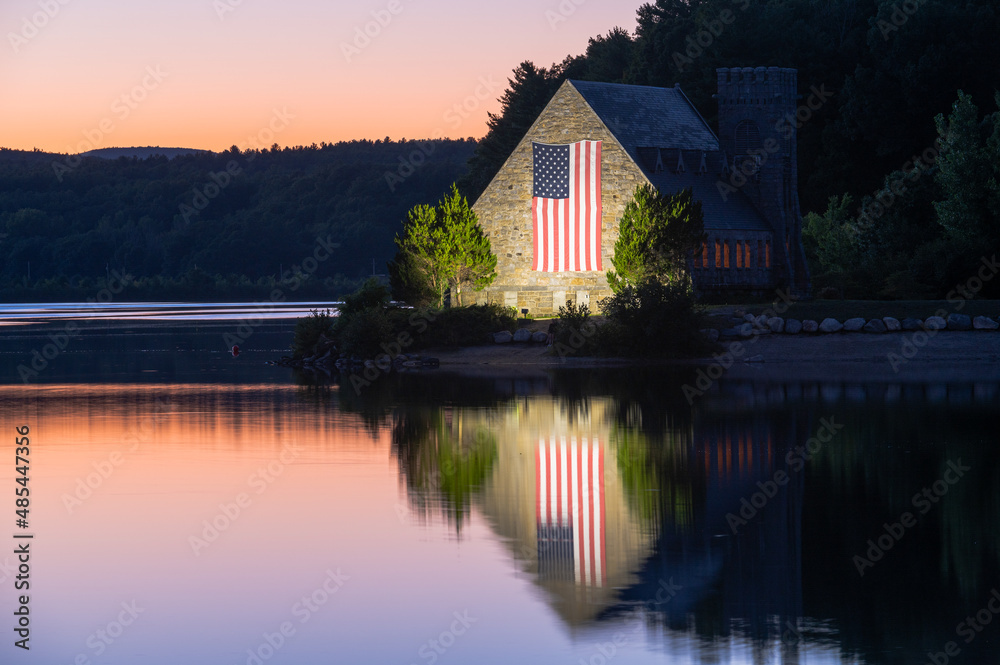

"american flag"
[536,436,606,587]
[532,141,602,272]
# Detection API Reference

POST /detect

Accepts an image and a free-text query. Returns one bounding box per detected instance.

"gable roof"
[569,80,719,155]
[568,80,771,234]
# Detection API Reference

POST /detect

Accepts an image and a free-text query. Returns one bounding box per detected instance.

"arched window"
[734,120,763,180]
[735,120,762,154]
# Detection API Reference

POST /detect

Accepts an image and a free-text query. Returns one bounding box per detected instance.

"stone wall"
[472,80,648,316]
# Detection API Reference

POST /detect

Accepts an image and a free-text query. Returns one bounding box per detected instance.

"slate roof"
[569,80,772,234]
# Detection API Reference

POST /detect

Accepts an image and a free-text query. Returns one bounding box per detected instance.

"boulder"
[843,317,866,332]
[819,318,843,333]
[784,319,803,334]
[493,331,513,344]
[532,331,549,343]
[863,319,887,334]
[700,328,721,342]
[802,320,819,333]
[512,328,533,343]
[744,313,757,323]
[946,313,972,331]
[738,322,754,338]
[974,316,999,330]
[882,317,901,332]
[767,317,785,333]
[754,314,769,329]
[924,316,947,331]
[901,317,923,331]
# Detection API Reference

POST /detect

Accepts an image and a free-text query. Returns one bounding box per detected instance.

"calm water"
[0,305,998,664]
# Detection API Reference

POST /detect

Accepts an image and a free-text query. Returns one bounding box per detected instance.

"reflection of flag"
[536,437,605,587]
[532,141,602,272]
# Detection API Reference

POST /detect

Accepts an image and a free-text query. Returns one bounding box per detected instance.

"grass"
[704,299,1000,328]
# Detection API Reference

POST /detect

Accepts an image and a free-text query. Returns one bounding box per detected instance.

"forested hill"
[0,139,475,301]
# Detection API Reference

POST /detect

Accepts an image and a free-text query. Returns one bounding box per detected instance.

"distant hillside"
[0,139,476,301]
[81,146,209,160]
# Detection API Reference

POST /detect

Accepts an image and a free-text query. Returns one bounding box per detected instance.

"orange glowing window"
[701,242,708,268]
[745,242,751,268]
[715,240,722,268]
[765,241,772,268]
[724,241,731,268]
[736,241,743,268]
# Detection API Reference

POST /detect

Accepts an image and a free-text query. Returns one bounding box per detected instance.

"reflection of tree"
[391,408,498,531]
[611,425,699,533]
[795,398,1000,665]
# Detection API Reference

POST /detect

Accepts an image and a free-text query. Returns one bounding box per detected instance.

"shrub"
[551,300,599,357]
[340,307,393,358]
[598,280,710,357]
[292,309,335,357]
[415,303,517,348]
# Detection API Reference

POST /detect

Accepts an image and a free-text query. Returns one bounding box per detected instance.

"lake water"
[0,305,998,664]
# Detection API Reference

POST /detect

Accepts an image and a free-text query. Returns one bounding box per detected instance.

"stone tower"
[715,67,811,296]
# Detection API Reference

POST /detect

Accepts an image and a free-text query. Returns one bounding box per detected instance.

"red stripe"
[532,199,540,272]
[582,143,589,271]
[535,443,541,522]
[582,143,590,271]
[544,439,552,525]
[598,442,606,586]
[554,440,561,525]
[594,142,602,271]
[587,441,596,585]
[562,189,570,272]
[578,441,587,585]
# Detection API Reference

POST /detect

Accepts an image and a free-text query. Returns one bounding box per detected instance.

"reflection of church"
[468,394,809,648]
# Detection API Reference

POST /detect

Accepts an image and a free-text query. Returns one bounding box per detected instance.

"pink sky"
[1,0,640,153]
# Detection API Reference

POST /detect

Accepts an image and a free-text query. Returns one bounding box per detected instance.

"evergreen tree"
[390,184,497,307]
[391,203,453,308]
[439,185,497,306]
[933,91,1000,246]
[607,185,705,292]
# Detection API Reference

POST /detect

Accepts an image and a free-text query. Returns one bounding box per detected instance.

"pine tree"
[390,184,497,307]
[607,185,705,292]
[933,91,1000,246]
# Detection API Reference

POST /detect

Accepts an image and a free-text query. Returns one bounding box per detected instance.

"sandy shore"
[430,331,1000,382]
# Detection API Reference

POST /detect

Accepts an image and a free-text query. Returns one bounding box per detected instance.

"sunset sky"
[2,0,640,154]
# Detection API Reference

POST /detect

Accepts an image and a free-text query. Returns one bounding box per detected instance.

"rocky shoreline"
[707,310,998,341]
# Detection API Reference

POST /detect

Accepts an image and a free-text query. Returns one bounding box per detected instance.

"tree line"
[0,139,475,301]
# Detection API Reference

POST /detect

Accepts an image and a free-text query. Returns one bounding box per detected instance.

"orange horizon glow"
[2,0,641,153]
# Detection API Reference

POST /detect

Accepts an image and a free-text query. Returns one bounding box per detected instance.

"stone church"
[472,67,811,316]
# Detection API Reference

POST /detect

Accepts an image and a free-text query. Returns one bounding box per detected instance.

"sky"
[1,0,641,154]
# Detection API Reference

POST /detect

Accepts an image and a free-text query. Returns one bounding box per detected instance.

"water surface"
[0,306,997,664]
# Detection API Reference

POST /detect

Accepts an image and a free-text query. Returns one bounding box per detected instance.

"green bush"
[340,307,393,358]
[414,303,517,348]
[551,300,599,357]
[598,280,710,357]
[292,309,335,357]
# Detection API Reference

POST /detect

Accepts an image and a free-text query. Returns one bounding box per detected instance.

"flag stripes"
[531,141,602,272]
[535,436,606,587]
